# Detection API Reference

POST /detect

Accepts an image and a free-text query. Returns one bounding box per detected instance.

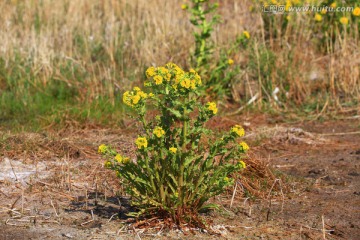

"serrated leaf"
[167,108,182,118]
[167,173,178,186]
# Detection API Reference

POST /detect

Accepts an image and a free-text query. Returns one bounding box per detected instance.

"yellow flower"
[123,87,148,107]
[137,91,148,99]
[153,126,165,138]
[146,67,156,78]
[148,93,154,97]
[286,15,291,21]
[187,79,194,90]
[180,78,191,89]
[231,125,245,137]
[228,59,234,65]
[166,62,178,69]
[353,7,360,17]
[330,2,336,8]
[158,67,168,74]
[154,75,163,85]
[239,160,246,169]
[115,154,123,163]
[239,141,250,152]
[339,17,348,25]
[169,147,177,154]
[132,94,141,105]
[123,91,133,106]
[135,137,148,149]
[243,31,250,39]
[314,13,322,22]
[181,4,188,10]
[122,157,130,164]
[223,177,230,182]
[321,8,327,15]
[165,73,172,81]
[104,161,112,168]
[114,155,130,164]
[98,144,107,154]
[285,0,291,11]
[194,74,202,86]
[174,66,184,76]
[206,102,218,115]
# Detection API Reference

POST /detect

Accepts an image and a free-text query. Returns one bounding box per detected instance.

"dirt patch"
[0,118,359,239]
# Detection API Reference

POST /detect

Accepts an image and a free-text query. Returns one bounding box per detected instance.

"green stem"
[159,148,166,204]
[178,103,188,208]
[144,153,157,195]
[140,114,151,136]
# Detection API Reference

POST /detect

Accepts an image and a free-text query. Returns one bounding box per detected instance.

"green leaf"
[167,173,178,186]
[199,203,219,211]
[183,156,194,168]
[167,108,182,118]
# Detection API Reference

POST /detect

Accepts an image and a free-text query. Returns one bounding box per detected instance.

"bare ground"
[0,116,359,239]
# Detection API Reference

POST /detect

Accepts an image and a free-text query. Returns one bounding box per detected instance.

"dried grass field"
[1,0,360,239]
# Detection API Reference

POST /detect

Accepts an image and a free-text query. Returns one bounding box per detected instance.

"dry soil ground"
[0,115,359,239]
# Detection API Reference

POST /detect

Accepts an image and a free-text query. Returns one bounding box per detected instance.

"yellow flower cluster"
[243,31,250,39]
[169,147,177,154]
[123,87,150,107]
[146,67,156,78]
[98,144,108,154]
[285,0,291,11]
[145,63,201,92]
[181,4,188,10]
[115,154,130,164]
[314,13,322,22]
[354,7,360,17]
[175,68,201,91]
[153,126,165,138]
[166,62,185,76]
[154,75,163,85]
[206,102,218,115]
[238,160,247,169]
[239,141,250,152]
[180,78,192,89]
[146,63,180,86]
[158,67,171,81]
[104,160,112,168]
[339,17,348,25]
[231,125,245,137]
[135,137,148,149]
[228,59,234,65]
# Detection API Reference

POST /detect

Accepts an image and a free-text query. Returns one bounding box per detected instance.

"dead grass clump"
[233,153,287,201]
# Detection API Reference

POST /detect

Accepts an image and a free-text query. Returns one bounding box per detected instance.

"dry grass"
[0,0,359,126]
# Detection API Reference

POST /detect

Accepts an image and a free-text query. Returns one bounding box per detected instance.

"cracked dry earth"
[0,117,359,239]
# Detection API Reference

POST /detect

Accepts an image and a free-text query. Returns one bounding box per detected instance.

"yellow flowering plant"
[182,0,244,100]
[99,63,249,225]
[256,0,359,52]
[312,0,360,49]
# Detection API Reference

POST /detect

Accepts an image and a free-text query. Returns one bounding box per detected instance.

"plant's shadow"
[65,192,135,221]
